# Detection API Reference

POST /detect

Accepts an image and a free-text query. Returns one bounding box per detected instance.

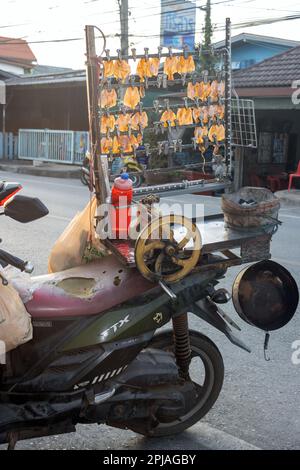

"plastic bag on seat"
[0,279,32,353]
[48,197,109,274]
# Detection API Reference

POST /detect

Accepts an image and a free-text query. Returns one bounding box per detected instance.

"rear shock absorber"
[172,313,191,380]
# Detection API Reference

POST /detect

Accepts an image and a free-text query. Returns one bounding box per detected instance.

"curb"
[276,191,300,207]
[0,164,81,179]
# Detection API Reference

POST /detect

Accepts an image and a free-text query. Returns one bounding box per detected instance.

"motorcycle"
[81,153,146,190]
[0,181,298,450]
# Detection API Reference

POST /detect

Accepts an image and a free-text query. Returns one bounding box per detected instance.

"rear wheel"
[142,330,224,437]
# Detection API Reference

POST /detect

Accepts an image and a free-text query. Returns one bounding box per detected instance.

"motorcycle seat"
[12,256,154,319]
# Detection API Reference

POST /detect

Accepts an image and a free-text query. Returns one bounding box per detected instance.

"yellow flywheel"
[135,215,202,284]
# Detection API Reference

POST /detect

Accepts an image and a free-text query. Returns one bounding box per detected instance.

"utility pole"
[118,0,129,56]
[203,0,212,48]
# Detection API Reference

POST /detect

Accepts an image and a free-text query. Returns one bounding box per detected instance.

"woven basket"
[222,187,280,232]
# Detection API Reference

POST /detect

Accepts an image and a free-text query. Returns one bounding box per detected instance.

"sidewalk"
[276,189,300,207]
[0,160,81,179]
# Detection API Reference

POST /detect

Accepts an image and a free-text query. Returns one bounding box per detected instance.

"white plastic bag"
[0,280,33,353]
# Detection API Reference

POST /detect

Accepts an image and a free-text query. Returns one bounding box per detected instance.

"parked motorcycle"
[0,181,298,450]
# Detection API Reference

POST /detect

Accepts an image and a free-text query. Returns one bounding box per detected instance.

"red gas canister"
[110,173,133,239]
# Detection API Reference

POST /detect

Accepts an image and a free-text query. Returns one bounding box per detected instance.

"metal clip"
[203,70,209,83]
[131,48,137,61]
[195,97,201,110]
[117,49,122,60]
[144,47,149,60]
[159,122,165,134]
[162,73,168,89]
[115,124,120,137]
[105,49,111,61]
[158,141,164,155]
[178,139,183,152]
[167,120,172,129]
[168,46,173,57]
[158,46,163,59]
[128,123,132,137]
[154,122,160,135]
[183,97,189,109]
[153,99,160,113]
[181,73,187,86]
[183,45,189,60]
[145,143,150,157]
[138,102,143,113]
[138,123,144,137]
[173,140,178,152]
[145,76,149,89]
[174,119,179,131]
[164,99,170,110]
[191,137,197,150]
[157,74,163,89]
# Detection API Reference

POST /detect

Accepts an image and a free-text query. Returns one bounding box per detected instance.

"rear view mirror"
[4,195,49,223]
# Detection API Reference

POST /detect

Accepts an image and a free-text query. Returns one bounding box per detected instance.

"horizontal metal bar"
[99,73,225,90]
[99,98,223,115]
[101,48,228,62]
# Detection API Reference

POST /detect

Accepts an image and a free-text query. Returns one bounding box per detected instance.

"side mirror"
[4,195,49,223]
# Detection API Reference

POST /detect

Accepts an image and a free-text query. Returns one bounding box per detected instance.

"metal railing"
[18,129,89,165]
[0,132,18,159]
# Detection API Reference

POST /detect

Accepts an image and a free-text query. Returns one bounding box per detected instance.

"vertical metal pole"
[224,18,232,174]
[85,25,109,206]
[119,0,129,56]
[2,104,6,160]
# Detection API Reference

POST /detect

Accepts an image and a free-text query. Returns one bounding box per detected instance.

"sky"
[1,0,300,69]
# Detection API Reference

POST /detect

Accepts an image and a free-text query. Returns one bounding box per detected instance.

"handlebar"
[0,249,34,273]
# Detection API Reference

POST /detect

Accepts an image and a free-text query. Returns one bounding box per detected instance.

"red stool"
[288,162,300,192]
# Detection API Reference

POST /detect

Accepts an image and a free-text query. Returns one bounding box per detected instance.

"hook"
[183,45,189,60]
[264,333,271,362]
[145,143,150,157]
[203,70,209,83]
[181,73,187,86]
[162,73,168,89]
[131,48,137,61]
[116,49,122,60]
[153,99,160,113]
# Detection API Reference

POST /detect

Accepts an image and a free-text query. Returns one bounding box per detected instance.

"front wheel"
[143,330,224,437]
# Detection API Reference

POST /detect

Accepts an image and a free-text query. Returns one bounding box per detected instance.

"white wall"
[0,61,24,75]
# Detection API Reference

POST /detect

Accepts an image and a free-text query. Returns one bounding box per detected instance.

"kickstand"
[7,432,18,450]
